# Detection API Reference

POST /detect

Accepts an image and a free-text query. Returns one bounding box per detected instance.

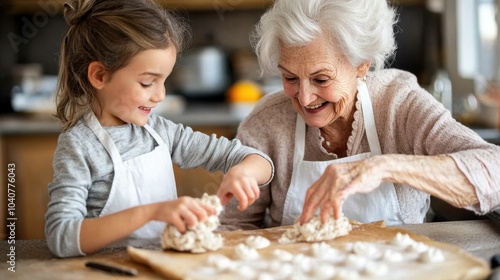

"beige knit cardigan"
[219,69,500,230]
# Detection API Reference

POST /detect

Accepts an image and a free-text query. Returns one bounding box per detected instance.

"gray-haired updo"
[252,0,398,76]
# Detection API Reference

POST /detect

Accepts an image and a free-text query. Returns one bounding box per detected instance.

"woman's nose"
[297,81,315,105]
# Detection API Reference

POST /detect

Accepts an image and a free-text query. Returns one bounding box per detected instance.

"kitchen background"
[1,0,499,240]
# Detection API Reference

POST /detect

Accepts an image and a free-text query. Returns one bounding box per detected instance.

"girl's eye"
[141,82,153,88]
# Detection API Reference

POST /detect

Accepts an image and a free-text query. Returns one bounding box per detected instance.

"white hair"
[252,0,398,76]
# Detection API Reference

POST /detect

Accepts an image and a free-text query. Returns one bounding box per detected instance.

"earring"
[362,76,367,82]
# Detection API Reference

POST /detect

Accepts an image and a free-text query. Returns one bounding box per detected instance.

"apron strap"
[84,112,123,165]
[293,116,306,167]
[143,124,167,147]
[357,78,382,155]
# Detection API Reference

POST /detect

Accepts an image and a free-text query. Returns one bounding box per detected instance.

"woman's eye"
[140,82,153,88]
[313,77,331,85]
[284,77,297,83]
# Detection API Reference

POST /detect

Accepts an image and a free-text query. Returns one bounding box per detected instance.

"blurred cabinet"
[0,125,236,240]
[0,134,57,240]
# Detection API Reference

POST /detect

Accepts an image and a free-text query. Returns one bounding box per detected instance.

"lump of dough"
[234,243,260,261]
[206,254,236,272]
[161,193,224,253]
[310,262,337,279]
[419,247,445,263]
[245,235,271,249]
[406,241,429,253]
[272,249,294,262]
[352,241,380,259]
[310,242,344,263]
[278,215,352,244]
[381,249,403,262]
[363,260,388,277]
[390,232,415,248]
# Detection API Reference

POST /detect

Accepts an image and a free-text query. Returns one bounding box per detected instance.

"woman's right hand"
[300,156,386,224]
[151,196,216,232]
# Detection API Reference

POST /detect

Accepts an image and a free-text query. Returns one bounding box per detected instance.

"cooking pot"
[170,46,231,100]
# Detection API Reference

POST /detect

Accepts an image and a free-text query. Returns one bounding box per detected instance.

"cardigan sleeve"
[380,71,500,214]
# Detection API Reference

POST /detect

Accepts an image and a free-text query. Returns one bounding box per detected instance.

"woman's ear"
[356,61,371,78]
[88,61,107,90]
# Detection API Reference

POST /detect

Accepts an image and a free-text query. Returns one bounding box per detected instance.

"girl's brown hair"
[55,0,188,130]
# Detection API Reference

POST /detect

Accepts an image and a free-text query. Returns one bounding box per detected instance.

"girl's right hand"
[152,196,216,232]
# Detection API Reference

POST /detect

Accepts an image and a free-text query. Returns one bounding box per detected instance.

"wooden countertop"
[1,220,499,279]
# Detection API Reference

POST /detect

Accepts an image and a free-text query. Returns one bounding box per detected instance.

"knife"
[85,261,138,276]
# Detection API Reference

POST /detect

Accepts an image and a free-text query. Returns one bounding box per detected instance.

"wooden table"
[1,220,499,280]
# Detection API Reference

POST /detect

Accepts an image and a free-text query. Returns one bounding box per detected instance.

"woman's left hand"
[299,156,386,224]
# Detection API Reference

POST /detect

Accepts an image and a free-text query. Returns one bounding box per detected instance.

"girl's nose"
[152,86,165,103]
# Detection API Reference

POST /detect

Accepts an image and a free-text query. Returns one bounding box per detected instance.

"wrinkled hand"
[300,156,385,225]
[153,196,215,233]
[217,166,260,211]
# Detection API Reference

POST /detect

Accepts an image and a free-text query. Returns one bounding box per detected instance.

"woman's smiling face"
[278,35,364,128]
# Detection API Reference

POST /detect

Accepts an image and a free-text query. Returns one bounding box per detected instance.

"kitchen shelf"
[4,0,272,14]
[5,0,425,14]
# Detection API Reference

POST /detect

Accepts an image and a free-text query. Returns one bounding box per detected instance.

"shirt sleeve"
[156,117,274,184]
[45,132,91,258]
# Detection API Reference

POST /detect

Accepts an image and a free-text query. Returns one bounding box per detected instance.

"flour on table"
[161,193,223,253]
[278,215,352,244]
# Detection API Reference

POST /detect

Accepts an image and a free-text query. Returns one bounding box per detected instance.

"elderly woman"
[219,0,500,229]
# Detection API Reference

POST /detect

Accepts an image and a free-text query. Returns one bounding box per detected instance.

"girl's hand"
[217,165,260,211]
[152,196,216,233]
[300,156,385,225]
[217,154,272,211]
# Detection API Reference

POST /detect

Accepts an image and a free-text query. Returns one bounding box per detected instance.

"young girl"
[45,0,273,258]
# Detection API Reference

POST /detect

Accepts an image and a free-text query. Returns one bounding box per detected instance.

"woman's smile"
[303,101,328,113]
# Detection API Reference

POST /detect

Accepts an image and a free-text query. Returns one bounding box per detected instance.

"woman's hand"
[300,156,386,225]
[217,154,272,211]
[299,154,478,225]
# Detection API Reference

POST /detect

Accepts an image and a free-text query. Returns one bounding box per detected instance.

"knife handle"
[85,261,138,276]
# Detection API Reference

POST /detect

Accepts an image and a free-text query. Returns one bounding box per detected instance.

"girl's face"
[278,36,366,128]
[95,47,177,126]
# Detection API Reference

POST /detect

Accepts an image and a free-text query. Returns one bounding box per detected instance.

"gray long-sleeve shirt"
[45,113,273,257]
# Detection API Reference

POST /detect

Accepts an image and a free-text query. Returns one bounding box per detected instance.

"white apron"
[282,79,403,226]
[85,113,177,238]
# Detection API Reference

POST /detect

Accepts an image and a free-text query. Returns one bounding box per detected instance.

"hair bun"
[63,0,95,26]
